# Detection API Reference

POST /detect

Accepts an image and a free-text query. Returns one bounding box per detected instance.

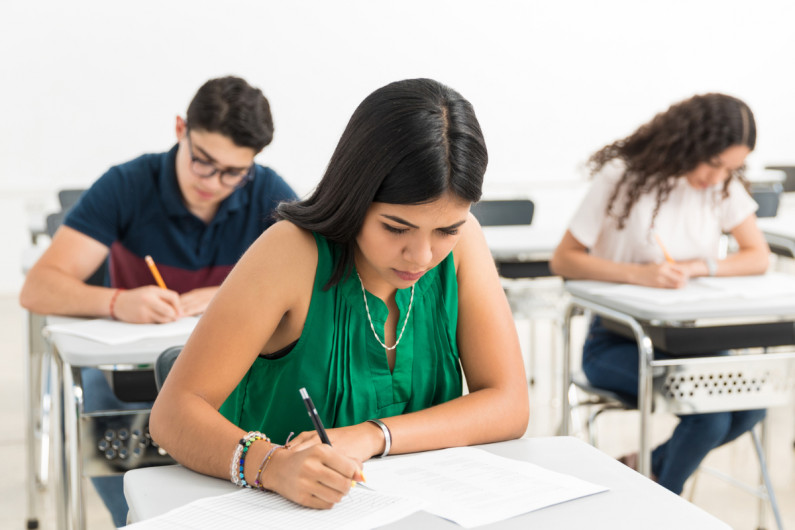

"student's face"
[174,117,257,213]
[685,144,751,190]
[355,194,471,294]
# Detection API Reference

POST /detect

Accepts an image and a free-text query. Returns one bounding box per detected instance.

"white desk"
[44,317,195,530]
[124,436,730,529]
[560,278,795,529]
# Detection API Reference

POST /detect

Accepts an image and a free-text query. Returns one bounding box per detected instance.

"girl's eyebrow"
[380,214,467,231]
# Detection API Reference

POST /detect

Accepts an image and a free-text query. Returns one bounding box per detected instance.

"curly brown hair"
[589,93,755,229]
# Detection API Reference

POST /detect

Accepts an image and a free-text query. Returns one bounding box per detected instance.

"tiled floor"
[2,294,793,529]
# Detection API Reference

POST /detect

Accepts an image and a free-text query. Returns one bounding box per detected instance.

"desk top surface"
[565,276,795,322]
[45,316,191,367]
[124,436,729,530]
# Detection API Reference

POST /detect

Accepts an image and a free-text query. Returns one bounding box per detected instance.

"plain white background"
[2,0,795,293]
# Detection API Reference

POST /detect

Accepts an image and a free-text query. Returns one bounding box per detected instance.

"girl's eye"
[438,229,459,236]
[383,224,408,235]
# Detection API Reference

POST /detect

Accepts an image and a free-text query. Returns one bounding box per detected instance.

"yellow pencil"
[654,234,675,264]
[144,255,168,289]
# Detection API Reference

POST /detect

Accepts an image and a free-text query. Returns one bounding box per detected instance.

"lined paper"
[124,485,425,529]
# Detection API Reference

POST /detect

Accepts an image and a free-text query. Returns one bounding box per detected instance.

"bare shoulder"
[222,221,318,310]
[452,212,489,272]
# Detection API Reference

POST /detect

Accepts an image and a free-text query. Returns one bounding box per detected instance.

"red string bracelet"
[109,288,125,320]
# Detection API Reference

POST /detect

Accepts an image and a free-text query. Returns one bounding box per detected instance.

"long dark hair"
[278,78,488,287]
[590,93,755,229]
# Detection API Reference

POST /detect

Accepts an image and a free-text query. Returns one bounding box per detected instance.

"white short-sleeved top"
[568,161,758,264]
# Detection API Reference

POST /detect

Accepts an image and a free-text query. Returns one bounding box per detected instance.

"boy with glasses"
[19,75,297,526]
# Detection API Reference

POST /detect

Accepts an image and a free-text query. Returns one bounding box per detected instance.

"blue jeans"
[82,367,152,527]
[582,318,766,495]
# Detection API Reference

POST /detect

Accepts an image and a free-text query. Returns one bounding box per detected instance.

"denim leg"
[720,409,766,446]
[82,368,152,527]
[581,319,643,396]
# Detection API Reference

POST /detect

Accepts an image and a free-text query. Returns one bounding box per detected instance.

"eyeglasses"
[185,133,254,189]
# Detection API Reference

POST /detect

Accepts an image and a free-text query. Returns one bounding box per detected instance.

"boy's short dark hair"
[186,76,274,152]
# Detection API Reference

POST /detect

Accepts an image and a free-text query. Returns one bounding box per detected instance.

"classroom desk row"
[24,188,795,529]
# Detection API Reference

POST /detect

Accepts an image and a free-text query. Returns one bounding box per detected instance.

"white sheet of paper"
[588,282,727,305]
[124,484,425,530]
[694,273,795,299]
[44,316,199,345]
[363,446,608,528]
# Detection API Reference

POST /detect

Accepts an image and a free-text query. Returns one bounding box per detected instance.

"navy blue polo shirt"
[65,144,297,293]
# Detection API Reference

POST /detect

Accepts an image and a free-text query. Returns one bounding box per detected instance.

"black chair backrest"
[45,211,67,239]
[155,346,183,392]
[750,182,783,218]
[764,166,795,193]
[58,188,86,211]
[470,200,534,227]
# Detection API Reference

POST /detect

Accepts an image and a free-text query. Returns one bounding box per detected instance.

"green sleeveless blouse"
[219,232,462,443]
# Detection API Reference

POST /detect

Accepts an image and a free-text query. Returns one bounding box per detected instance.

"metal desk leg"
[52,347,67,530]
[560,302,577,436]
[63,360,86,530]
[25,312,45,529]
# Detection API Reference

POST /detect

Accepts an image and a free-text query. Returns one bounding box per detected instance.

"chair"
[750,181,783,218]
[472,199,564,385]
[154,346,182,392]
[57,188,86,211]
[765,165,795,193]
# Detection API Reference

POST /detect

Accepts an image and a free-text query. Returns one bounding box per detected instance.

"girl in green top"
[151,78,529,509]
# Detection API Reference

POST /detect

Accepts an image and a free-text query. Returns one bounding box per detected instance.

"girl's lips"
[394,269,424,282]
[195,188,215,200]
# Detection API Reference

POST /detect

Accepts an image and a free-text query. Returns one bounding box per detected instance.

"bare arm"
[150,222,363,508]
[19,225,182,322]
[681,213,769,277]
[550,230,687,288]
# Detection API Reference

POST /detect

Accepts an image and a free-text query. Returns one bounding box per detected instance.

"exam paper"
[364,446,608,528]
[44,316,199,345]
[588,273,795,305]
[124,485,425,530]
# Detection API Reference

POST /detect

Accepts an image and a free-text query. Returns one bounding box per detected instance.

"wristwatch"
[705,257,717,277]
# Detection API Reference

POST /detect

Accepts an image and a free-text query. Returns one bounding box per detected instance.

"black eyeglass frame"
[184,132,254,189]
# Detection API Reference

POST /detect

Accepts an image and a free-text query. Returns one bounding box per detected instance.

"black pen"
[299,387,332,445]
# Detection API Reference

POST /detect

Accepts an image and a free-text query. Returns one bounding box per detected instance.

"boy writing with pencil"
[19,75,297,525]
[21,76,296,323]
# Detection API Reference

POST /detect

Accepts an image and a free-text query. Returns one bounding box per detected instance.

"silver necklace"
[357,273,415,351]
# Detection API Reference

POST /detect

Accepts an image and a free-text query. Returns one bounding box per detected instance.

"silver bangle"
[366,419,391,457]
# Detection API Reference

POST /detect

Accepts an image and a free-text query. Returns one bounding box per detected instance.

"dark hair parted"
[590,93,756,229]
[277,78,488,288]
[186,76,274,151]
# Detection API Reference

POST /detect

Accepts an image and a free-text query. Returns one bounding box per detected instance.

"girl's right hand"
[636,262,688,289]
[112,286,183,323]
[264,444,364,509]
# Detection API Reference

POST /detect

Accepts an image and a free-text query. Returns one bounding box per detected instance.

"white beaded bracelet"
[367,419,392,457]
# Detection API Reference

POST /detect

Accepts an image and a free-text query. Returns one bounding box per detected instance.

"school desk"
[41,316,195,530]
[559,277,795,529]
[124,436,731,529]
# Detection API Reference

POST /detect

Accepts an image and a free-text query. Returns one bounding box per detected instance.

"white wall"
[2,0,795,293]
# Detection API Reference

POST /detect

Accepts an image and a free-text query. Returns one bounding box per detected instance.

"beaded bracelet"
[109,288,125,320]
[230,431,269,487]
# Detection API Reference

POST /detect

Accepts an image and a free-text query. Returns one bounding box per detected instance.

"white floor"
[2,292,794,529]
